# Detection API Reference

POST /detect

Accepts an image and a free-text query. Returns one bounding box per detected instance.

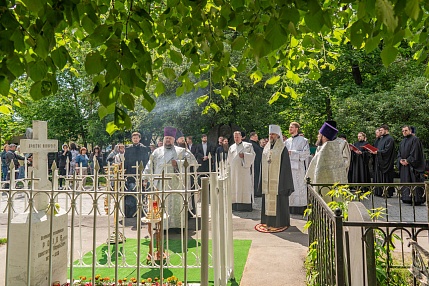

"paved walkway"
[234,198,308,286]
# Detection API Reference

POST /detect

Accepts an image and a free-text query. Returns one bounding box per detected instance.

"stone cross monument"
[7,120,68,286]
[20,120,58,210]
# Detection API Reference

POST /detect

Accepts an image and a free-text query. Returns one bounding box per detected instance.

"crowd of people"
[1,121,426,231]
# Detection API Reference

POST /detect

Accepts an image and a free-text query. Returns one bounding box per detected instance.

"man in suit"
[186,136,197,156]
[196,134,215,173]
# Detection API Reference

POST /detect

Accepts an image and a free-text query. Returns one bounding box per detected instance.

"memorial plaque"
[7,211,68,286]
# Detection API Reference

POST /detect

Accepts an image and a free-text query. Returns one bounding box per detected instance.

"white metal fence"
[0,159,234,286]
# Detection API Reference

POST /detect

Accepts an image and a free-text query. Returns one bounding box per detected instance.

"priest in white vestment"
[260,125,295,229]
[228,131,256,211]
[285,122,310,215]
[143,127,196,230]
[306,122,348,199]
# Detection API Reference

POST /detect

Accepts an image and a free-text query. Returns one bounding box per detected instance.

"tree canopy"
[1,0,429,134]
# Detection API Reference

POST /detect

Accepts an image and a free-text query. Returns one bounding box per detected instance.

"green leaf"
[308,70,321,80]
[105,61,121,82]
[350,21,364,48]
[121,93,135,110]
[6,54,25,77]
[304,10,324,33]
[249,33,270,59]
[265,75,280,86]
[85,52,104,75]
[365,34,382,53]
[375,0,398,33]
[99,84,118,107]
[153,57,164,70]
[34,34,49,60]
[98,105,109,119]
[106,121,120,135]
[51,46,69,70]
[21,0,44,13]
[114,107,132,129]
[231,36,246,50]
[176,85,185,96]
[0,76,10,96]
[196,80,209,89]
[202,105,210,114]
[81,15,96,34]
[210,102,221,112]
[265,18,288,51]
[250,71,263,84]
[285,86,298,99]
[120,43,137,69]
[30,81,43,100]
[405,0,420,21]
[163,68,176,80]
[10,29,25,52]
[268,92,281,104]
[0,105,11,114]
[86,24,112,47]
[28,60,48,82]
[196,95,209,105]
[154,81,165,97]
[380,46,398,66]
[169,49,183,65]
[141,94,156,112]
[221,86,231,100]
[286,70,301,84]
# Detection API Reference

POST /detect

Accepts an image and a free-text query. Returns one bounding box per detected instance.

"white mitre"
[269,124,282,137]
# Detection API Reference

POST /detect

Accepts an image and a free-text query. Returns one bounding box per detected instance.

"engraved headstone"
[7,120,68,286]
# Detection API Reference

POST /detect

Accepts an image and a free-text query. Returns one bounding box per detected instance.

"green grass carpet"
[70,239,251,285]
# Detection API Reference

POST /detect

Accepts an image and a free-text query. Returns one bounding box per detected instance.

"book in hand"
[361,144,378,152]
[348,144,360,152]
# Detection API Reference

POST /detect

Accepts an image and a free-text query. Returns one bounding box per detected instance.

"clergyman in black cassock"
[349,133,371,185]
[250,132,263,198]
[260,125,294,228]
[373,125,395,197]
[398,126,426,204]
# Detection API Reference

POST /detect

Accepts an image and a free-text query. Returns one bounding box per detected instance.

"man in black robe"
[371,128,381,180]
[260,125,294,229]
[124,131,150,218]
[249,132,263,197]
[349,132,371,185]
[371,125,395,197]
[398,125,425,204]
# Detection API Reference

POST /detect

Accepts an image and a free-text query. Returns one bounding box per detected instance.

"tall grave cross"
[20,120,58,211]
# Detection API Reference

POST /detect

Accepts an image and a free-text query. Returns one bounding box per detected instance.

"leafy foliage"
[1,0,429,132]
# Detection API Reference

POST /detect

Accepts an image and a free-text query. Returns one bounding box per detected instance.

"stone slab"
[7,210,68,286]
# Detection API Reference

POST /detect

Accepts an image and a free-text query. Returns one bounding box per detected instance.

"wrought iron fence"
[307,181,429,286]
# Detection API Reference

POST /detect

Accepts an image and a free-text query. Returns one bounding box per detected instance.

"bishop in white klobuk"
[260,125,294,228]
